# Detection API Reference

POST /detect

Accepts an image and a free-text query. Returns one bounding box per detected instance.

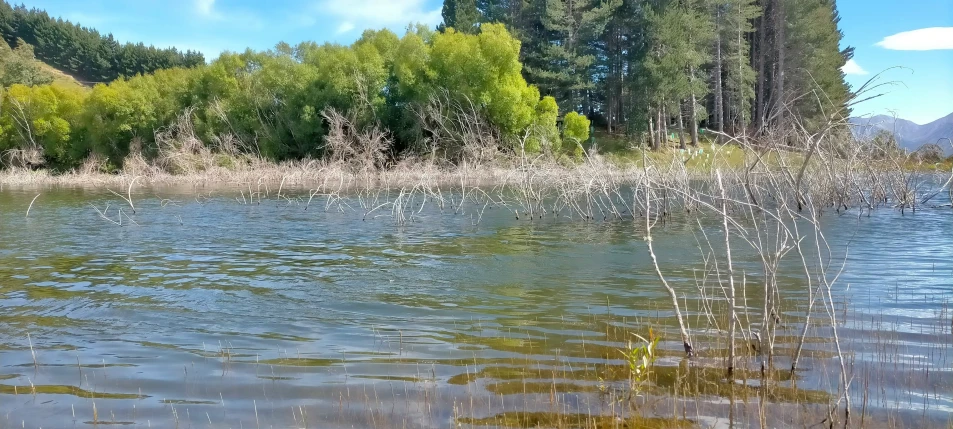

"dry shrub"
[78,153,109,175]
[1,147,44,169]
[913,143,945,162]
[321,108,390,173]
[412,91,501,165]
[153,107,220,174]
[120,152,161,177]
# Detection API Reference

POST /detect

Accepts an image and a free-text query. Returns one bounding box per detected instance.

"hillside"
[34,52,84,87]
[850,113,953,156]
[0,38,84,87]
[0,1,204,83]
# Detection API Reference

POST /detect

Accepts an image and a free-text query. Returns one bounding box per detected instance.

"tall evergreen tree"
[785,0,852,129]
[521,0,617,113]
[645,0,713,148]
[709,0,759,137]
[444,0,852,141]
[441,0,481,33]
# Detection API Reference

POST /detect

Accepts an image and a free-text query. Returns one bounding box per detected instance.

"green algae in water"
[650,364,831,404]
[0,384,147,399]
[486,381,600,395]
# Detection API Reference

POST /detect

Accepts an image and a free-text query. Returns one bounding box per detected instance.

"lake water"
[0,187,950,428]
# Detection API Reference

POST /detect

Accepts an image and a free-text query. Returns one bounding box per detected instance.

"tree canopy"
[0,23,583,171]
[441,0,854,142]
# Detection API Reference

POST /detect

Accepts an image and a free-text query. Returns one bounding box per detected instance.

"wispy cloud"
[336,22,356,34]
[195,0,219,19]
[317,0,441,32]
[842,59,868,76]
[876,27,953,51]
[192,0,264,30]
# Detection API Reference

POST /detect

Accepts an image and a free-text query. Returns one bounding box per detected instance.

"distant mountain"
[850,113,953,156]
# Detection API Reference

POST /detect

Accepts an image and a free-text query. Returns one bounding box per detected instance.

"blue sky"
[838,0,953,124]
[15,0,953,124]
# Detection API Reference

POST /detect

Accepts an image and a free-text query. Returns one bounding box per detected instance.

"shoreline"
[2,152,950,191]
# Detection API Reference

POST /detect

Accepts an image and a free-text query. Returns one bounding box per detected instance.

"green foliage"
[645,0,713,111]
[621,330,660,397]
[562,111,590,156]
[0,38,52,87]
[521,0,618,113]
[716,0,760,127]
[442,0,852,142]
[0,82,85,167]
[0,21,560,170]
[430,24,542,140]
[526,95,559,153]
[441,0,481,34]
[785,0,852,128]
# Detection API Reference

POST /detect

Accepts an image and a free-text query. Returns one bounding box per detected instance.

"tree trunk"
[661,105,669,148]
[737,1,748,133]
[774,0,786,129]
[677,101,687,150]
[648,115,656,149]
[690,91,700,146]
[714,5,725,142]
[754,2,768,132]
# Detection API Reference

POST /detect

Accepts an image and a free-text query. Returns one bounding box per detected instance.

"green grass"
[38,61,86,87]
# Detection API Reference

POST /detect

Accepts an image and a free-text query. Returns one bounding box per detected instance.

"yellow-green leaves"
[429,24,546,140]
[0,82,86,167]
[563,111,591,157]
[526,96,560,153]
[0,23,560,169]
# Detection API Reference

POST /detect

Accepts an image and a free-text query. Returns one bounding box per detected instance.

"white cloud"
[191,0,263,29]
[876,27,953,51]
[842,59,868,76]
[317,0,441,32]
[336,22,356,34]
[195,0,218,18]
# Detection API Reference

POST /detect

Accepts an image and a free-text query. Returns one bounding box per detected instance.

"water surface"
[0,188,950,428]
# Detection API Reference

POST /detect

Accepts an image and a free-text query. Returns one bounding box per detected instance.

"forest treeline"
[0,0,852,172]
[442,0,852,148]
[0,2,204,83]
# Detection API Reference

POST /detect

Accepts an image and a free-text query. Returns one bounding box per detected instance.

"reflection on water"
[0,188,950,428]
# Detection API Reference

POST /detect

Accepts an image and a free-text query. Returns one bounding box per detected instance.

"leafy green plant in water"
[621,329,659,399]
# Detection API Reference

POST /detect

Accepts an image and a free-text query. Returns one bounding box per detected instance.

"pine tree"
[441,0,481,33]
[785,0,852,129]
[645,0,713,148]
[750,0,851,134]
[709,0,759,137]
[522,0,617,113]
